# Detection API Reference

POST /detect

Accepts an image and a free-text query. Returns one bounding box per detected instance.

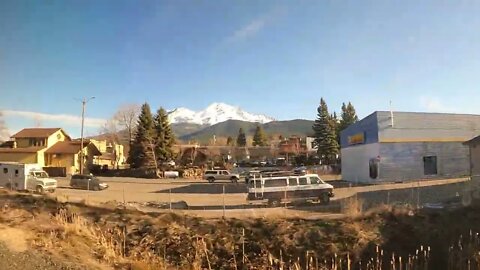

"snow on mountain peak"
[168,103,275,125]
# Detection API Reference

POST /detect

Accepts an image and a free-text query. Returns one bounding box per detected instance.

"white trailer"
[0,162,57,193]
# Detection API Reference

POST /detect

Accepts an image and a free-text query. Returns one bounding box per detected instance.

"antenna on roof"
[390,100,394,127]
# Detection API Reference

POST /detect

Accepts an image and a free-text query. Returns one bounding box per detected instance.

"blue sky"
[1,1,480,137]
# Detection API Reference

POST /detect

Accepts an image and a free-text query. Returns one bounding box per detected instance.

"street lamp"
[77,96,95,175]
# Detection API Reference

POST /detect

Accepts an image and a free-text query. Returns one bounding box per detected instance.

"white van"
[247,173,334,207]
[0,162,57,193]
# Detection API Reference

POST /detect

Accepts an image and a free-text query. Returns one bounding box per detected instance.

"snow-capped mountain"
[168,103,275,125]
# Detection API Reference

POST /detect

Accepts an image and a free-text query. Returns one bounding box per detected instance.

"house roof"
[0,146,45,153]
[45,141,101,155]
[464,135,480,146]
[11,128,63,138]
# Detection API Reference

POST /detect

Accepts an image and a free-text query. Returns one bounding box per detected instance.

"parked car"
[247,173,334,207]
[70,174,108,191]
[293,166,308,175]
[203,170,240,183]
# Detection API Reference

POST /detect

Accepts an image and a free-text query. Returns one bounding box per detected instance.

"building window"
[423,156,438,175]
[369,158,379,179]
[3,168,8,174]
[14,170,19,176]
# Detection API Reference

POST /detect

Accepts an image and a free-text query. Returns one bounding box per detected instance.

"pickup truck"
[203,170,240,183]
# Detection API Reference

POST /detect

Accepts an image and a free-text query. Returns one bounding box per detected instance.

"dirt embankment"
[0,190,479,269]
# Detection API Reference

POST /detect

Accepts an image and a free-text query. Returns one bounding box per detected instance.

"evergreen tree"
[129,103,156,168]
[331,111,339,136]
[154,107,176,163]
[236,128,247,147]
[226,136,234,146]
[337,102,359,143]
[252,125,268,146]
[312,98,339,164]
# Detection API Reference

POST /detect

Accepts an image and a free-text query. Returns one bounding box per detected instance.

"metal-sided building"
[340,111,480,183]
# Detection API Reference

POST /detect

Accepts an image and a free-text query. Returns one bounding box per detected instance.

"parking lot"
[53,176,469,210]
[54,177,248,206]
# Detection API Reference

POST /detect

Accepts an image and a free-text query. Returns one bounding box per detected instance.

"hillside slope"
[180,119,314,142]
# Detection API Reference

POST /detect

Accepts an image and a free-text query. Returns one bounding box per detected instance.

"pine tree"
[129,103,156,168]
[337,102,359,143]
[236,128,247,147]
[154,107,176,163]
[312,98,339,164]
[252,125,268,146]
[226,136,234,146]
[338,102,359,130]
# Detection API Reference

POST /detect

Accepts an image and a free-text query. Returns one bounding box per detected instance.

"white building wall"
[306,137,317,152]
[341,143,380,183]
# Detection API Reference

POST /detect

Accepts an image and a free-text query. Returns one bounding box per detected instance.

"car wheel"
[36,186,44,194]
[320,193,330,205]
[93,185,100,191]
[207,177,215,183]
[230,177,238,183]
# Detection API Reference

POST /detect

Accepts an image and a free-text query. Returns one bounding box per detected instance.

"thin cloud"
[418,96,474,114]
[224,6,286,44]
[2,110,106,128]
[419,96,449,112]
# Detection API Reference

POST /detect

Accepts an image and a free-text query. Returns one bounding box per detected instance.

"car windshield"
[33,171,48,178]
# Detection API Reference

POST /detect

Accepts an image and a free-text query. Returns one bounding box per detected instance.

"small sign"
[348,132,365,145]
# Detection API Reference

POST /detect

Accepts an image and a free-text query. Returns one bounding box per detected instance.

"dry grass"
[341,196,364,216]
[1,191,480,269]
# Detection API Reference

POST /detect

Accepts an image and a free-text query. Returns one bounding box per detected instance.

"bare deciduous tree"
[0,111,10,142]
[113,104,141,145]
[100,118,120,143]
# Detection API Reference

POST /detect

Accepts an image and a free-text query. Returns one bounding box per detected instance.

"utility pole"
[78,97,95,175]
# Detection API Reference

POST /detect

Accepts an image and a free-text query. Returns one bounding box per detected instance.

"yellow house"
[90,139,126,169]
[0,128,101,176]
[0,128,69,165]
[45,139,101,175]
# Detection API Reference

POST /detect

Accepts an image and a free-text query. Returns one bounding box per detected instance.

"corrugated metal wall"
[341,143,380,182]
[377,111,480,142]
[341,111,480,182]
[379,142,469,181]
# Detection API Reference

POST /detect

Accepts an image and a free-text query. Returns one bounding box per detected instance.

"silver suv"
[204,170,240,183]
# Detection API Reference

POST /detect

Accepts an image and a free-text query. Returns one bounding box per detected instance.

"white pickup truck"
[203,170,240,183]
[0,162,57,193]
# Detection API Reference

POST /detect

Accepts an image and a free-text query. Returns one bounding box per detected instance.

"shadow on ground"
[151,183,248,194]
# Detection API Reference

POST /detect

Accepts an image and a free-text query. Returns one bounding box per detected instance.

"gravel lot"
[48,176,469,219]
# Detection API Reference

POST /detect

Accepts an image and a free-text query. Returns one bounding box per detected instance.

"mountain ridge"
[179,119,314,143]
